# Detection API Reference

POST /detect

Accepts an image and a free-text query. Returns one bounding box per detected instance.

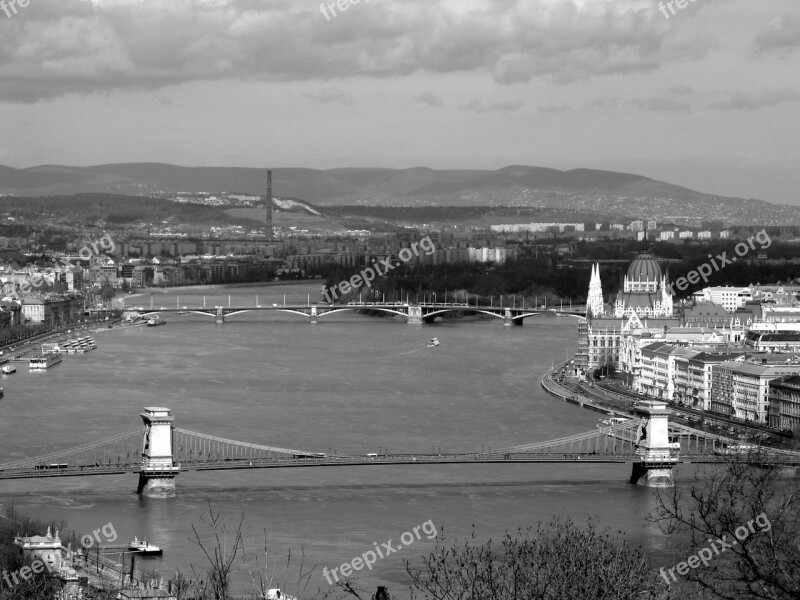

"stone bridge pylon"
[137,407,181,498]
[629,400,679,487]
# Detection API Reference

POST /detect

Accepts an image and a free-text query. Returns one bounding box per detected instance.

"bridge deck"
[2,453,797,479]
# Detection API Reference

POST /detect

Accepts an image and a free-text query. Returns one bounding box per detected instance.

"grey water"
[0,282,685,596]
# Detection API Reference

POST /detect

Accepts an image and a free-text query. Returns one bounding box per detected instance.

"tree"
[98,279,116,302]
[188,501,245,600]
[652,451,800,599]
[406,519,661,600]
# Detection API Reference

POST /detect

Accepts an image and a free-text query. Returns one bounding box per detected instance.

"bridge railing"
[0,428,144,472]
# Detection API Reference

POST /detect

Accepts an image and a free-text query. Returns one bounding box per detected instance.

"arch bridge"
[130,302,585,325]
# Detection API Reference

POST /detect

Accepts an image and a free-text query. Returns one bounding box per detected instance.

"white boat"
[128,536,162,555]
[2,365,16,374]
[147,317,166,327]
[427,337,440,348]
[596,416,631,429]
[29,352,62,369]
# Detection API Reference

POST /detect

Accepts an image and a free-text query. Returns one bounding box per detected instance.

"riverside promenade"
[540,363,635,421]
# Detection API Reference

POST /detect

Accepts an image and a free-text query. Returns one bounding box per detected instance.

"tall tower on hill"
[266,169,273,239]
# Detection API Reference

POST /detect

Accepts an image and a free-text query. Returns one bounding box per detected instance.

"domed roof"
[627,251,662,281]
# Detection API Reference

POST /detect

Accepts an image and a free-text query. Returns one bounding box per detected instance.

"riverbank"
[540,363,633,420]
[127,278,323,301]
[0,319,126,361]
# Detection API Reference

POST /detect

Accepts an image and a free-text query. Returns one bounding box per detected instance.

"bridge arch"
[318,307,409,319]
[422,308,505,321]
[510,311,545,322]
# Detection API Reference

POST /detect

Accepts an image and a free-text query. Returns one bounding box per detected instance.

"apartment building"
[768,375,800,432]
[711,360,800,422]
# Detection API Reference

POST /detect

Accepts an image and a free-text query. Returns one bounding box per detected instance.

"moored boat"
[29,352,63,369]
[596,416,631,428]
[128,536,162,555]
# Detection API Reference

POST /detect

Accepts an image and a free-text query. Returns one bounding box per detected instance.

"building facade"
[768,375,800,432]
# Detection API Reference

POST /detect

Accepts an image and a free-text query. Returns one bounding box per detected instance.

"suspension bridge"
[1,405,798,497]
[126,301,587,325]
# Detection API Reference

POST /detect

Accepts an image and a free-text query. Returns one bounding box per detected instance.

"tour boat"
[29,352,63,369]
[596,416,631,428]
[146,317,166,327]
[427,337,440,347]
[128,537,162,555]
[1,365,16,374]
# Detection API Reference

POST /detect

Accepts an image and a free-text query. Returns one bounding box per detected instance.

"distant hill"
[0,163,796,225]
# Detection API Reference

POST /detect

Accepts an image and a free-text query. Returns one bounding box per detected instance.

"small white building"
[692,286,753,313]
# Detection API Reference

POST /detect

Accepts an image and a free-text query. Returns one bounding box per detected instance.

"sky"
[0,0,799,204]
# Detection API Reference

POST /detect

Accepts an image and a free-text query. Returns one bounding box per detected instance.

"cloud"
[304,86,353,105]
[459,99,524,114]
[666,84,693,96]
[709,89,800,111]
[587,97,624,110]
[414,92,444,108]
[588,95,691,112]
[537,103,571,113]
[629,97,692,112]
[0,0,701,103]
[753,15,800,55]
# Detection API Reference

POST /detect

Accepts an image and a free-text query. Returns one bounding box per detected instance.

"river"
[0,282,682,596]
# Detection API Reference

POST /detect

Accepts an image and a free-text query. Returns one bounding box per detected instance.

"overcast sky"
[1,0,798,204]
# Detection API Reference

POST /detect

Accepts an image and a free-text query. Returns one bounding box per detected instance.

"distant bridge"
[2,404,798,498]
[127,301,587,325]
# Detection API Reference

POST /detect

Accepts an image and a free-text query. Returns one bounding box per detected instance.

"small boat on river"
[128,536,162,555]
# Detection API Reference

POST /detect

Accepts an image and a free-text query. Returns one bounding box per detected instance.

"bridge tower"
[629,400,678,487]
[138,407,181,498]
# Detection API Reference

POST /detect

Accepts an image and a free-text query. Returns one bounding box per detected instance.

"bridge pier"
[138,407,181,498]
[503,308,523,326]
[310,305,318,324]
[407,305,423,325]
[215,307,225,324]
[629,400,677,487]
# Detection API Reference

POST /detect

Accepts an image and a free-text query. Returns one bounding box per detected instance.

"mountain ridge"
[0,163,793,225]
